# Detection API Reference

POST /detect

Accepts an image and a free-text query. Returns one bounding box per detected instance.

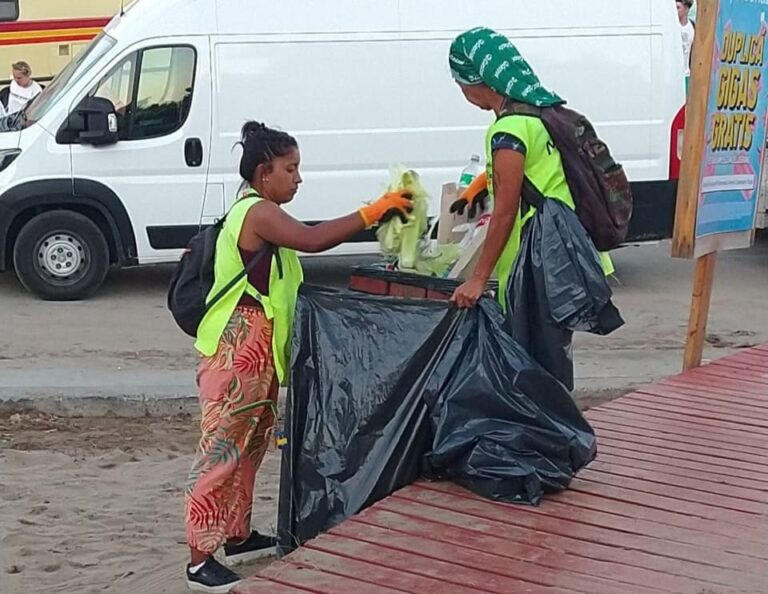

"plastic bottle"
[458,154,483,192]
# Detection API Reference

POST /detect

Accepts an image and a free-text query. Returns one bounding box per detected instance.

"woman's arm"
[244,192,412,254]
[451,149,525,308]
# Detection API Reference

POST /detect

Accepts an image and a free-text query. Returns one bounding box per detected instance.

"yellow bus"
[0,0,122,86]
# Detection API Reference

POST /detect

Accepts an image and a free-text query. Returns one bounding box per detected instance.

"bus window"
[0,0,19,22]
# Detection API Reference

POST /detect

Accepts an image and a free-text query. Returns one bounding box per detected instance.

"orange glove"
[450,172,489,219]
[359,191,414,228]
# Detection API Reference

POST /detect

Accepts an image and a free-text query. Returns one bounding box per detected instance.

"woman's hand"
[359,191,414,228]
[451,172,489,219]
[451,276,487,309]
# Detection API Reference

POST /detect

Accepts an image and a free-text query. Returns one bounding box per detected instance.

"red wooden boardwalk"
[236,346,768,594]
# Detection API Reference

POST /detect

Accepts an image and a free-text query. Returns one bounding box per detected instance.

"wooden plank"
[595,445,768,485]
[589,411,768,450]
[588,403,768,445]
[630,379,768,405]
[594,431,768,473]
[604,396,768,428]
[552,481,768,545]
[690,365,768,387]
[586,460,768,502]
[664,374,768,398]
[594,451,768,492]
[588,413,768,458]
[259,561,405,594]
[375,497,760,588]
[597,401,768,435]
[306,533,565,594]
[349,506,742,594]
[233,578,317,594]
[711,357,768,373]
[704,358,768,375]
[599,397,768,431]
[397,485,763,571]
[659,376,768,402]
[655,376,765,406]
[589,418,768,459]
[596,435,768,474]
[570,476,765,525]
[424,481,765,537]
[332,519,658,594]
[288,546,484,594]
[631,387,768,416]
[589,409,768,452]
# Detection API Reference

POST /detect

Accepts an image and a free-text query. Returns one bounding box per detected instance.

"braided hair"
[238,121,298,184]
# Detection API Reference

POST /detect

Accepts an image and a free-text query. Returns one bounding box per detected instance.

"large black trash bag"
[277,285,597,553]
[506,199,624,390]
[421,299,597,504]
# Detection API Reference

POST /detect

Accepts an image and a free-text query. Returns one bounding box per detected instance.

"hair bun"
[241,121,267,140]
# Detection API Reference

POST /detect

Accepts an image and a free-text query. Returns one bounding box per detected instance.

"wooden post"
[672,0,719,371]
[683,252,717,371]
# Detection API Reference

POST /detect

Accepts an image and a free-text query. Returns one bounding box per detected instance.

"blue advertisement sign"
[695,0,768,240]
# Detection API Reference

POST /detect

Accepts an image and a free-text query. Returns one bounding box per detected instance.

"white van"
[0,0,687,299]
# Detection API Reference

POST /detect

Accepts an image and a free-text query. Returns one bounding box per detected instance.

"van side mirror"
[56,97,119,146]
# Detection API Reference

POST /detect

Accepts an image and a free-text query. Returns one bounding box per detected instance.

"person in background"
[2,61,42,115]
[677,0,695,92]
[184,121,412,594]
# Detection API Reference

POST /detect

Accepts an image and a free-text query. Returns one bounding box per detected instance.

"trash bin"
[349,264,497,300]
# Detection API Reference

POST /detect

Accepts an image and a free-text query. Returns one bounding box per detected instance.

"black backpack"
[167,214,272,337]
[502,101,633,252]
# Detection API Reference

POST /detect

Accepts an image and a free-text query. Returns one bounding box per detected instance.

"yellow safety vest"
[195,194,304,385]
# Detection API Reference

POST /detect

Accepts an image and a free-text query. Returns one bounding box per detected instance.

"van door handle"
[185,138,203,168]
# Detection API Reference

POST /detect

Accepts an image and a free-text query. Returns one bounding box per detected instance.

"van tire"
[13,211,110,301]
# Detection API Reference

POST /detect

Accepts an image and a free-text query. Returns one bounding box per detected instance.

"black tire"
[13,210,110,301]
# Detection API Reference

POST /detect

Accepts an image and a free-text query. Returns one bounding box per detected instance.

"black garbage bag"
[277,285,597,553]
[506,199,624,390]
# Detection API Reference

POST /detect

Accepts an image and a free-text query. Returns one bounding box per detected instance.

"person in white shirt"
[677,0,695,78]
[5,61,42,115]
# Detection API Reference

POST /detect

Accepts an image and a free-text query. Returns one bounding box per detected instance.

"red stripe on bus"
[0,17,111,33]
[0,32,99,47]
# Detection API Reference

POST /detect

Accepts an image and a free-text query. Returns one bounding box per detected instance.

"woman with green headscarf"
[448,26,613,309]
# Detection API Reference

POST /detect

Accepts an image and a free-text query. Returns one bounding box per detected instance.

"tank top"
[238,246,271,302]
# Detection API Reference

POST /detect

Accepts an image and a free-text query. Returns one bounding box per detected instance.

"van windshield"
[23,32,117,126]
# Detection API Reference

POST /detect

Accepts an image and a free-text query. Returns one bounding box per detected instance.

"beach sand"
[0,413,280,594]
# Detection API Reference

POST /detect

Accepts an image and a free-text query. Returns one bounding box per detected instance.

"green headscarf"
[449,27,564,107]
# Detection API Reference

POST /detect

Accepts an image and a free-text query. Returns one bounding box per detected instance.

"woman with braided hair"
[184,121,412,593]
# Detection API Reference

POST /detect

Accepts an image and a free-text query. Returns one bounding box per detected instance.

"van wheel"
[13,211,110,301]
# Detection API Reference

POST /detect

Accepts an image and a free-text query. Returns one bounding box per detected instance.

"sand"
[0,413,281,594]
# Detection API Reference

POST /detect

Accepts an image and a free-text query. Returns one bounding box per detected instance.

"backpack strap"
[500,100,543,119]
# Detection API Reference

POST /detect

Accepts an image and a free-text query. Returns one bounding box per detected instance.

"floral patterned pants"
[185,306,277,554]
